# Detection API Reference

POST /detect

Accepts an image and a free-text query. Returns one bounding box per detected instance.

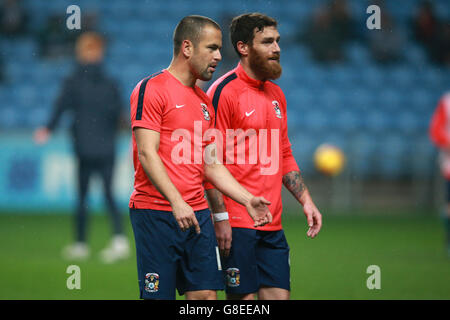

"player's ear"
[181,40,193,58]
[236,41,248,57]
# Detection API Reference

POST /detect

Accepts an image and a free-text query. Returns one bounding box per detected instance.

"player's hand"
[172,200,200,234]
[33,127,50,145]
[302,200,322,238]
[245,196,272,227]
[214,220,232,257]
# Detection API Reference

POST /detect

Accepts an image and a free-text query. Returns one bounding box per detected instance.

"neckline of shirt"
[163,69,199,91]
[235,62,266,89]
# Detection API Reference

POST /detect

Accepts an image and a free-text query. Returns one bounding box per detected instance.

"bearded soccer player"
[129,15,272,300]
[205,13,323,300]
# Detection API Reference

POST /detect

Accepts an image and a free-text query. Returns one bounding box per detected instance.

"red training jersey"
[129,70,215,211]
[205,63,299,231]
[429,92,450,179]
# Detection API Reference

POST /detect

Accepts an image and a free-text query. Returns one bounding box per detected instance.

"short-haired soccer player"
[129,15,272,300]
[205,13,323,300]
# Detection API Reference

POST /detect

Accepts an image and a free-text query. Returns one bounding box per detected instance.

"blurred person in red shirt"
[429,92,450,256]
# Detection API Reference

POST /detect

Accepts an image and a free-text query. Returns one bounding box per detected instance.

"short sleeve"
[130,80,166,132]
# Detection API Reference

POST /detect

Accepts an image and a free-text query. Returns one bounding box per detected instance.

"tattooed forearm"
[282,171,307,202]
[205,188,227,213]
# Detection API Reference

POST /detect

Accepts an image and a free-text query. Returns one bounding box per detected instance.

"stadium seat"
[396,111,422,135]
[334,110,361,134]
[361,65,385,90]
[387,66,415,91]
[289,132,317,176]
[364,110,392,133]
[376,133,412,178]
[404,42,428,66]
[346,43,371,66]
[377,88,403,112]
[409,89,437,114]
[302,109,331,133]
[347,133,377,178]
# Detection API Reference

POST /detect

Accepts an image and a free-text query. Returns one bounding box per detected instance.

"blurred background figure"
[297,0,356,63]
[298,6,345,63]
[368,3,404,65]
[434,23,450,66]
[36,12,97,59]
[33,32,129,263]
[429,92,450,256]
[0,0,28,36]
[412,0,450,66]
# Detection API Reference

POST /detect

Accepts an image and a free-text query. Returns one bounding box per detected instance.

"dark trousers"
[75,156,123,243]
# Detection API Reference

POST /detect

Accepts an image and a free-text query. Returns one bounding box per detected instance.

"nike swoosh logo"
[245,109,255,117]
[176,105,185,109]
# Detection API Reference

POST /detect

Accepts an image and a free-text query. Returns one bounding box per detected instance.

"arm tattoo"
[206,188,227,213]
[282,171,307,201]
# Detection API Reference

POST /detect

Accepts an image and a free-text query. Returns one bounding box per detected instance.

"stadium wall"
[0,132,133,213]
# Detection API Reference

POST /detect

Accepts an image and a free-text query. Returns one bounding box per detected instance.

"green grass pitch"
[0,211,449,299]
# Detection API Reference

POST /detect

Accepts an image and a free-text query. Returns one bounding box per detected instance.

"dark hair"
[230,13,277,56]
[173,15,221,55]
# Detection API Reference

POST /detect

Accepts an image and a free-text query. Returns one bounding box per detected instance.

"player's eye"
[208,45,219,51]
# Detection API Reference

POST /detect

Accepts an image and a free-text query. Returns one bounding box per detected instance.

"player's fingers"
[217,238,225,253]
[312,213,322,233]
[306,212,313,227]
[219,232,229,249]
[316,213,323,230]
[260,215,270,226]
[258,216,270,227]
[191,215,201,234]
[266,212,273,223]
[260,197,271,205]
[310,223,321,238]
[177,218,188,231]
[223,237,232,257]
[254,218,265,227]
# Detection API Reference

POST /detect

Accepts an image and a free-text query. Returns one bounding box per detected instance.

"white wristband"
[213,212,229,222]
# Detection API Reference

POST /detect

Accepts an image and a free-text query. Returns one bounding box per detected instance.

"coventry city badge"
[144,273,159,293]
[272,100,282,119]
[201,103,211,121]
[226,268,240,287]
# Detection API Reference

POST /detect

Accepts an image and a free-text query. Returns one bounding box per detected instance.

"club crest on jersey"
[201,103,211,121]
[272,100,282,119]
[144,273,159,293]
[226,268,240,287]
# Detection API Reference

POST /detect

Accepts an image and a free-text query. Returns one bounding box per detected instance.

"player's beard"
[248,46,282,81]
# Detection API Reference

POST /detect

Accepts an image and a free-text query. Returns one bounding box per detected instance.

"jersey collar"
[235,62,266,90]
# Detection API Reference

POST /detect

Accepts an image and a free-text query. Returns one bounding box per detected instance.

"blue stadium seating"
[3,0,449,178]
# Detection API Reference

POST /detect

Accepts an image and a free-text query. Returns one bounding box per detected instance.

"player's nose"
[214,49,222,62]
[273,41,281,53]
